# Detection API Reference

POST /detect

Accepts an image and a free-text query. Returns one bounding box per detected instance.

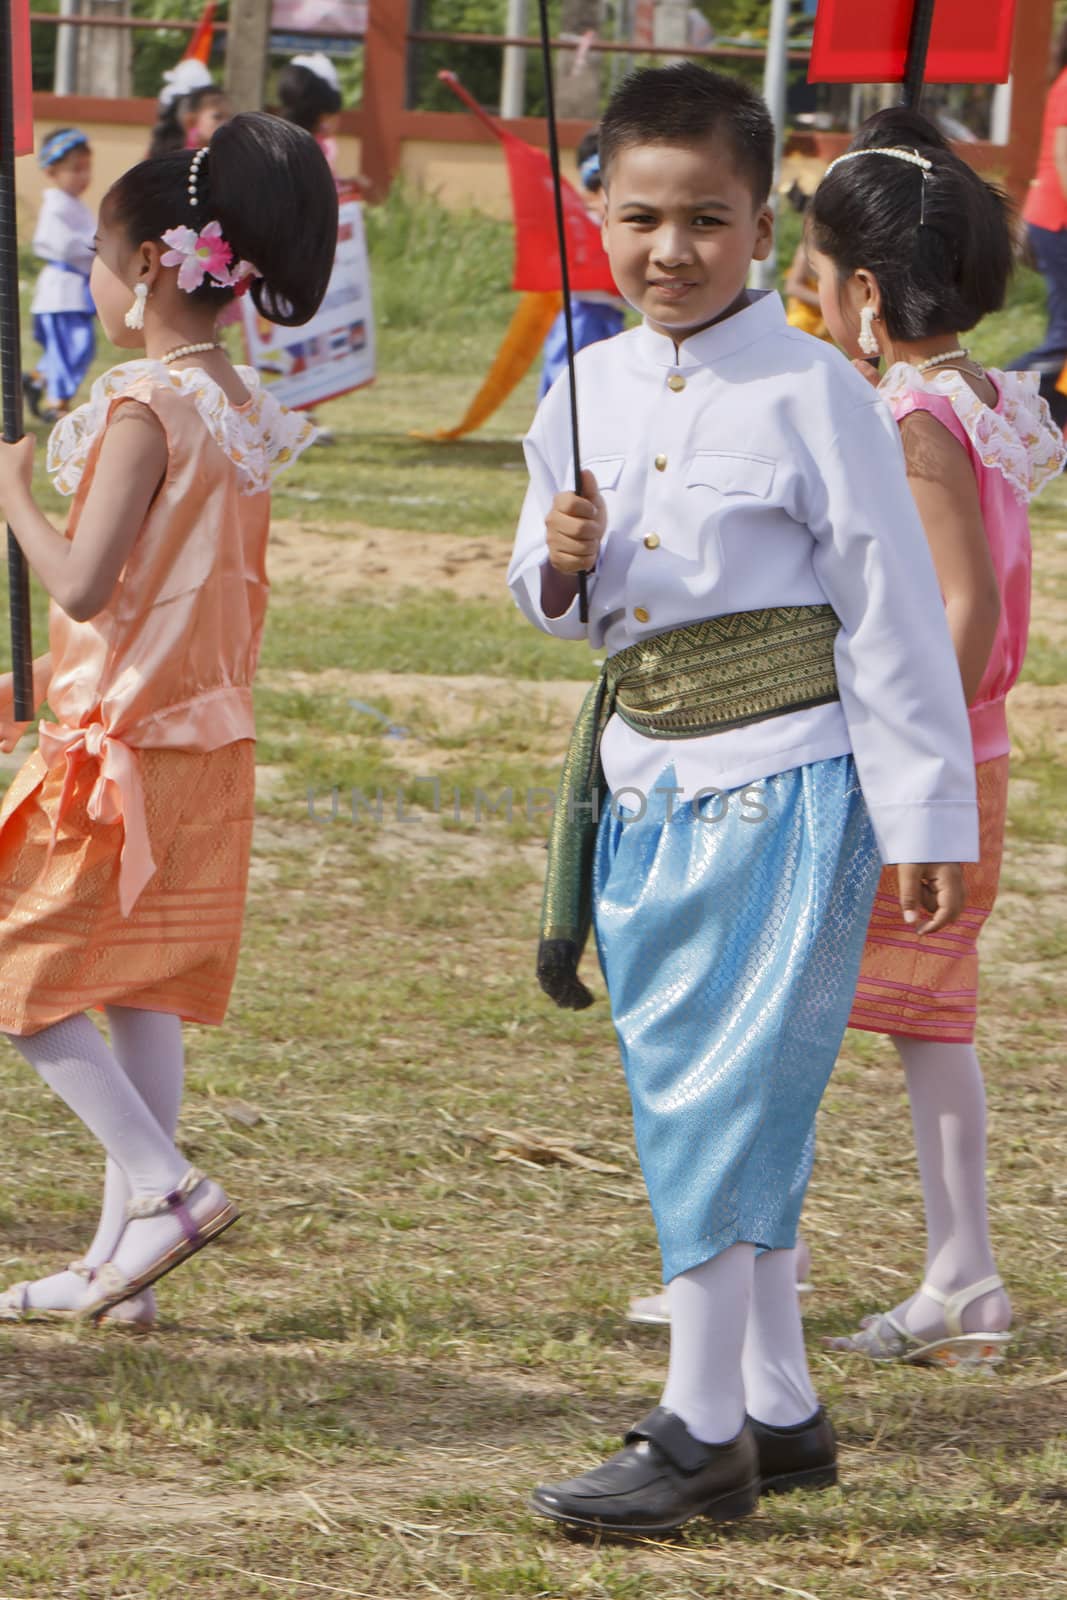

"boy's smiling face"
[602,136,773,340]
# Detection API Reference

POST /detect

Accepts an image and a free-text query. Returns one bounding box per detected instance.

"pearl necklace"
[159,341,222,365]
[914,347,970,373]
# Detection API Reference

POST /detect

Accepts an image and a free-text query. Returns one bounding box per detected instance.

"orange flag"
[413,292,562,441]
[184,0,217,64]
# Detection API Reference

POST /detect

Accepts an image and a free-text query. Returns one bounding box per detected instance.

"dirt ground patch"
[268,521,511,601]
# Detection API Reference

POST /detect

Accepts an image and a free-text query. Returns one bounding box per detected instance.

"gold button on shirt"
[654,454,667,471]
[633,606,650,623]
[667,374,686,392]
[643,533,661,549]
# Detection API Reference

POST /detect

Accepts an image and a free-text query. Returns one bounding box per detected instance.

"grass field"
[0,191,1064,1599]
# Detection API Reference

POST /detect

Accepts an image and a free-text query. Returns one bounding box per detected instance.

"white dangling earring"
[858,304,880,357]
[124,283,149,331]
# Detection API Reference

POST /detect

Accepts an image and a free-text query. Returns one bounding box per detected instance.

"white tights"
[891,1035,1011,1337]
[6,1009,188,1308]
[661,1241,818,1443]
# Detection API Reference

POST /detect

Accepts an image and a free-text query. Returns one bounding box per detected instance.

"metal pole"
[536,0,587,623]
[902,0,936,109]
[753,0,791,292]
[55,0,81,95]
[0,0,34,720]
[500,0,527,117]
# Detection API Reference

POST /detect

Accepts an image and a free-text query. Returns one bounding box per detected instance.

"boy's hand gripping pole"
[536,0,589,623]
[0,0,34,721]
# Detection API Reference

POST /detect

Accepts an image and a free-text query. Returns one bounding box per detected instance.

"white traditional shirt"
[508,291,978,866]
[31,188,95,315]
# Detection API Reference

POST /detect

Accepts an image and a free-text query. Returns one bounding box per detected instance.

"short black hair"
[809,107,1013,341]
[148,85,227,160]
[599,63,774,206]
[277,63,342,132]
[107,112,338,327]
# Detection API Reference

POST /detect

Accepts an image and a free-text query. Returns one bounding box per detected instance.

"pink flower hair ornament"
[160,220,261,294]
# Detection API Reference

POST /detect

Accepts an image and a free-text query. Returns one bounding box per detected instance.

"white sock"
[741,1247,819,1427]
[660,1243,755,1445]
[7,1013,189,1198]
[893,1035,1011,1337]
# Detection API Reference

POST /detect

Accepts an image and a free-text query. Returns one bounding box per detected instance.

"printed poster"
[241,190,375,409]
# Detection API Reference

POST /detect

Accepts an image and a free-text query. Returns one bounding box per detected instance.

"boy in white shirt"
[508,63,977,1536]
[25,129,96,422]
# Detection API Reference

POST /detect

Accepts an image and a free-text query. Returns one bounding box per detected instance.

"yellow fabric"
[785,297,830,341]
[413,291,562,442]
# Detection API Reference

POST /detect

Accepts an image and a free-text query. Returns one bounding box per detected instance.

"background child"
[0,113,337,1326]
[538,126,627,398]
[278,54,343,178]
[25,129,96,423]
[806,108,1066,1366]
[509,64,975,1537]
[148,60,220,158]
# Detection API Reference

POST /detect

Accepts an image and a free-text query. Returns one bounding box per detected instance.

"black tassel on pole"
[535,0,589,624]
[0,0,34,721]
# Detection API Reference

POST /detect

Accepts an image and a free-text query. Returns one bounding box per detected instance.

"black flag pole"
[0,0,34,722]
[535,0,589,624]
[902,0,937,108]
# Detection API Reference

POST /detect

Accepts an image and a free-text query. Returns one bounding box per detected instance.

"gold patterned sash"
[538,604,841,1009]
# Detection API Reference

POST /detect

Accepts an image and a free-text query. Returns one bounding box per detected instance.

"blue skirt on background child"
[539,300,625,399]
[33,309,96,406]
[593,756,880,1284]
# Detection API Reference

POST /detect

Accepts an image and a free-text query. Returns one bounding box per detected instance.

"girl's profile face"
[90,217,145,349]
[808,242,864,358]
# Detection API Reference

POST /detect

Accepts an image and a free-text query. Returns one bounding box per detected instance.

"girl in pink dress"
[807,108,1065,1367]
[0,114,337,1326]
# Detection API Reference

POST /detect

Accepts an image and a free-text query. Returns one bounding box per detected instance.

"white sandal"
[0,1258,157,1327]
[80,1168,239,1322]
[627,1270,814,1326]
[826,1274,1011,1370]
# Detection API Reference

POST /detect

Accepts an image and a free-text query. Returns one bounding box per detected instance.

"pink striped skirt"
[847,755,1008,1044]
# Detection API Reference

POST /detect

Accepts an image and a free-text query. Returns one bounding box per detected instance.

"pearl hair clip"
[187,146,208,209]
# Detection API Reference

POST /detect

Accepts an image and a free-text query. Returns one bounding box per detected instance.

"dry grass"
[0,354,1064,1598]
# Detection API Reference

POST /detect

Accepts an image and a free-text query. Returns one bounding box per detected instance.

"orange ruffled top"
[10,360,315,918]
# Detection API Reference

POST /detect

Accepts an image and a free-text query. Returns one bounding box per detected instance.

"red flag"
[9,0,34,157]
[809,0,1017,85]
[439,72,618,295]
[184,0,217,65]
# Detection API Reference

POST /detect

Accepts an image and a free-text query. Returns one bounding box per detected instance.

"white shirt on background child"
[31,188,95,315]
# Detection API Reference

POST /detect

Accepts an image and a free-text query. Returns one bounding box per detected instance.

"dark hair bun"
[206,112,338,326]
[810,107,1013,341]
[108,112,338,328]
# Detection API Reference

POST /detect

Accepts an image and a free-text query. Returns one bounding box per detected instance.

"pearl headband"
[824,146,933,224]
[824,146,933,177]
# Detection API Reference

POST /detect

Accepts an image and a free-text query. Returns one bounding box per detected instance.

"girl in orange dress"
[0,114,337,1325]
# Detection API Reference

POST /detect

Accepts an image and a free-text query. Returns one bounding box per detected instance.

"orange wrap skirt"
[0,740,254,1036]
[848,755,1008,1044]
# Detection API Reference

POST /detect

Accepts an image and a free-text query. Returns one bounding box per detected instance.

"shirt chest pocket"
[585,455,626,495]
[655,451,776,566]
[686,450,776,502]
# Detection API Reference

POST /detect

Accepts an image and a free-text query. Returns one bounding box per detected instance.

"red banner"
[808,0,1018,86]
[8,0,35,157]
[438,71,617,295]
[502,131,617,294]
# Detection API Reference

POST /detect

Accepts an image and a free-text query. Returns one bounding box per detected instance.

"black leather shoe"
[749,1407,837,1495]
[529,1406,760,1535]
